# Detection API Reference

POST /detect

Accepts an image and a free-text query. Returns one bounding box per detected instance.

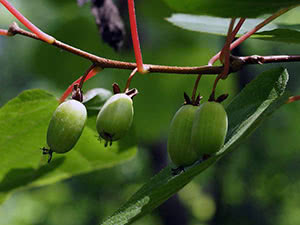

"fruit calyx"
[208,91,229,103]
[41,147,53,163]
[72,84,83,102]
[171,166,185,175]
[112,82,138,99]
[184,92,202,106]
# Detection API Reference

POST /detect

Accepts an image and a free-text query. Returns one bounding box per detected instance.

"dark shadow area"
[0,157,65,193]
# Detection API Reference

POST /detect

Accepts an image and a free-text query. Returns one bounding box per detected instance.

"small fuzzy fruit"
[167,104,199,167]
[96,93,133,146]
[47,100,87,154]
[191,101,228,156]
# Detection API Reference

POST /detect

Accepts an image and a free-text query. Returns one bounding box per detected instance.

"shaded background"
[1,0,300,225]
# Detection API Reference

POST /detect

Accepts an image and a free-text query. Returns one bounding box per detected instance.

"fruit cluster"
[42,83,228,171]
[43,84,136,162]
[167,93,228,174]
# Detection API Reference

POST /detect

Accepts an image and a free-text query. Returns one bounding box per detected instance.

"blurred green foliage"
[1,1,300,225]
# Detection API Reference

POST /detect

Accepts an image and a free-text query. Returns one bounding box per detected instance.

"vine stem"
[4,22,223,75]
[208,7,293,65]
[209,18,236,101]
[125,68,138,92]
[208,18,245,66]
[127,0,147,74]
[191,74,202,104]
[0,29,9,35]
[0,0,55,43]
[59,66,102,103]
[219,18,236,64]
[3,23,300,76]
[287,96,300,104]
[78,63,98,89]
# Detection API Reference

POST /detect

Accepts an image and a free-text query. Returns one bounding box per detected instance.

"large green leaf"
[167,14,300,44]
[0,89,137,203]
[163,0,299,18]
[101,67,289,225]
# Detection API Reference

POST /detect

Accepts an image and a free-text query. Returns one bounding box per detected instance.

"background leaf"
[163,0,299,18]
[101,67,289,225]
[83,88,113,111]
[166,14,300,44]
[0,89,137,204]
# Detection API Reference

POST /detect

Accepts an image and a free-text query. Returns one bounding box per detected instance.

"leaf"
[101,67,289,225]
[0,89,137,204]
[253,25,300,44]
[166,14,300,44]
[83,88,113,111]
[163,0,299,18]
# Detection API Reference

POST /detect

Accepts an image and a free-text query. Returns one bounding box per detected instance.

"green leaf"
[0,89,137,204]
[253,25,300,44]
[166,14,300,44]
[163,0,299,18]
[101,67,289,225]
[83,88,112,111]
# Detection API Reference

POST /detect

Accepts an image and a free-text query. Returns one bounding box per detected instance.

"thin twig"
[209,7,293,65]
[79,63,97,89]
[127,0,147,73]
[237,55,300,64]
[125,68,138,92]
[0,29,9,36]
[3,23,300,76]
[0,0,55,43]
[287,96,300,104]
[59,66,102,103]
[219,18,236,65]
[208,18,246,66]
[210,18,236,101]
[191,74,202,104]
[5,22,223,75]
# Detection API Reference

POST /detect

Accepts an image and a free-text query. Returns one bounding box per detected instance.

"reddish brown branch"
[287,96,300,104]
[0,29,9,36]
[237,55,300,64]
[125,68,138,91]
[59,66,102,103]
[209,7,293,65]
[4,22,300,76]
[0,0,54,43]
[6,22,223,75]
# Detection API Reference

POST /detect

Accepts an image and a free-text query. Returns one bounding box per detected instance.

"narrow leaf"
[163,0,299,18]
[167,14,300,44]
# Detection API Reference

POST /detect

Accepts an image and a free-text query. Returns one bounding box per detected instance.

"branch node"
[7,22,19,36]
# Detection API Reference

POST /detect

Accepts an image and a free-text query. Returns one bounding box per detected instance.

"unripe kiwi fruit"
[96,93,133,146]
[191,101,228,156]
[47,100,87,154]
[167,104,199,167]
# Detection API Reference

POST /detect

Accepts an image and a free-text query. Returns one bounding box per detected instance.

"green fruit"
[47,100,87,154]
[167,104,199,167]
[191,101,228,156]
[96,93,133,146]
